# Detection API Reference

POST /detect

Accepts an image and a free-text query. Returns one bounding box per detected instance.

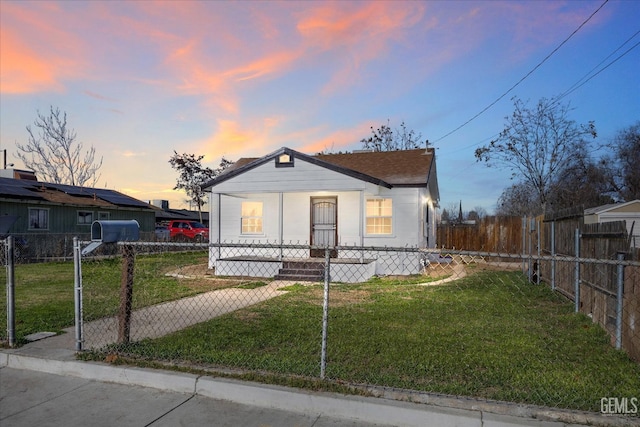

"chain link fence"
[73,241,639,414]
[3,237,639,416]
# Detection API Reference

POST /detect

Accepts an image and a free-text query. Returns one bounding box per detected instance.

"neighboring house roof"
[154,208,208,223]
[584,199,640,215]
[204,147,438,199]
[0,177,152,209]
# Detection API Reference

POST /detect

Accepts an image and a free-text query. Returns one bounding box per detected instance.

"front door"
[310,197,337,257]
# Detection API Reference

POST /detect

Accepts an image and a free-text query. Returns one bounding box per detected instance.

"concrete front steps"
[274,260,325,282]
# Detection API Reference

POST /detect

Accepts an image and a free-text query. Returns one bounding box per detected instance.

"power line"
[432,0,609,144]
[555,29,640,102]
[437,32,638,160]
[554,34,640,103]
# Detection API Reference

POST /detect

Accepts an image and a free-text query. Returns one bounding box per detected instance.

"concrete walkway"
[82,280,293,349]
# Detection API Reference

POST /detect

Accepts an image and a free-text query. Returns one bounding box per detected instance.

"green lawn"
[0,251,223,342]
[3,257,639,413]
[110,269,640,412]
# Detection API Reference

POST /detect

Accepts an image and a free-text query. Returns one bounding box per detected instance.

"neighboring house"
[584,200,640,248]
[0,174,156,237]
[202,147,439,281]
[149,199,209,227]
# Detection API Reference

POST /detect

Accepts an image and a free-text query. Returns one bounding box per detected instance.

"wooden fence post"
[118,244,135,344]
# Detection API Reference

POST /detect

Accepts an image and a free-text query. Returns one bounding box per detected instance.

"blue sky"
[1,0,638,213]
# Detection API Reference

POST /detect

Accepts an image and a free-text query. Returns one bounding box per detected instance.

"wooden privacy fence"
[538,214,640,362]
[439,210,639,362]
[436,216,523,253]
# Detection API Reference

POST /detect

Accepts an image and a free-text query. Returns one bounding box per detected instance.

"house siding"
[583,200,640,248]
[0,199,155,235]
[212,187,426,249]
[212,158,368,193]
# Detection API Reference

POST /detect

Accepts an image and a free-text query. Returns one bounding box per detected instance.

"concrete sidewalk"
[2,335,630,427]
[1,365,385,427]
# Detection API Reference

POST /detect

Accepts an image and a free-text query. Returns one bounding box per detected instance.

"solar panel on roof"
[47,183,92,196]
[0,178,45,200]
[1,178,149,208]
[93,189,150,208]
[1,185,45,199]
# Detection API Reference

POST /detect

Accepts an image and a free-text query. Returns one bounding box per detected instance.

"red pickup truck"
[167,220,209,242]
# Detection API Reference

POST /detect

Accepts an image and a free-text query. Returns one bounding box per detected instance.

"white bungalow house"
[202,147,439,282]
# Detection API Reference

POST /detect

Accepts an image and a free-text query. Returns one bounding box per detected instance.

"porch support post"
[359,190,365,262]
[214,193,221,262]
[359,190,364,246]
[279,192,284,260]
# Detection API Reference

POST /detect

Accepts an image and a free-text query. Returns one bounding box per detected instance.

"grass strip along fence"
[2,247,639,415]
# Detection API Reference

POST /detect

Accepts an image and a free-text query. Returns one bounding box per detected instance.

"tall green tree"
[475,97,596,214]
[16,106,103,186]
[169,152,233,222]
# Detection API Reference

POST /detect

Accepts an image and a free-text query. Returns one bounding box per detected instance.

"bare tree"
[547,143,613,210]
[361,120,427,151]
[496,182,541,217]
[604,121,640,202]
[169,152,233,222]
[468,206,488,221]
[16,106,103,186]
[475,97,596,213]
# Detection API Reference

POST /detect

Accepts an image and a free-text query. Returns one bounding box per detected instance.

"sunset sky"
[1,0,638,214]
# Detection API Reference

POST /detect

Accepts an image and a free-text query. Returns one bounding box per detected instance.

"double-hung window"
[366,198,392,235]
[78,210,93,225]
[28,208,49,230]
[241,201,263,234]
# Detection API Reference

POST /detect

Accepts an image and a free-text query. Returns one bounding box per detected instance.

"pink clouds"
[296,2,423,50]
[0,28,63,94]
[296,2,425,93]
[299,122,375,154]
[0,3,88,94]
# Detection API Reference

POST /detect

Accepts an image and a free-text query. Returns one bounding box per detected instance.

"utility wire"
[554,35,640,103]
[555,29,640,102]
[432,0,609,144]
[438,31,638,159]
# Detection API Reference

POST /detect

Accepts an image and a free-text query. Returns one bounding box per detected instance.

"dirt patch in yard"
[165,264,260,292]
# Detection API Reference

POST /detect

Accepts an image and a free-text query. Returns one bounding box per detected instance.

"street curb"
[194,375,484,426]
[1,351,637,427]
[1,352,198,395]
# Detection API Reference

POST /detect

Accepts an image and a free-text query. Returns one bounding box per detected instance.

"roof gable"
[585,199,640,215]
[204,147,436,190]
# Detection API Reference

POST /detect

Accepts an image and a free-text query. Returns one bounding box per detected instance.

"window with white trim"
[98,211,110,220]
[366,198,392,235]
[241,201,263,234]
[28,208,49,230]
[78,210,93,225]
